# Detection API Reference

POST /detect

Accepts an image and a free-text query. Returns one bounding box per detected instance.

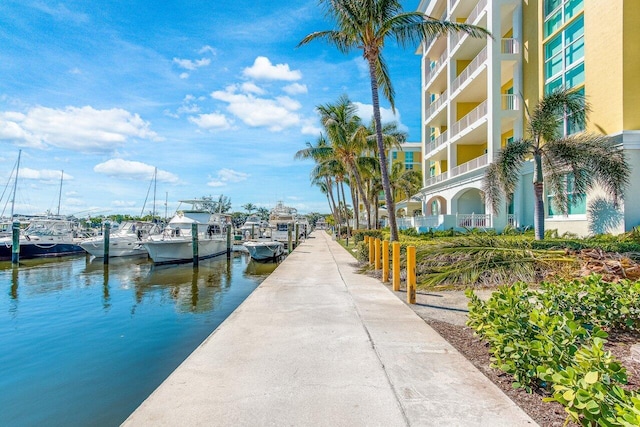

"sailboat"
[0,152,85,260]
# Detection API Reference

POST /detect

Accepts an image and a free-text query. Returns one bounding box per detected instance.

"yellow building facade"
[413,0,640,235]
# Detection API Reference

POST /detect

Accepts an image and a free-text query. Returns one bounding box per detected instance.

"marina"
[0,252,278,426]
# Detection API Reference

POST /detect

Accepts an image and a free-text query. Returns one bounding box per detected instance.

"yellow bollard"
[392,242,400,291]
[364,235,369,244]
[368,237,374,265]
[374,238,381,270]
[382,240,389,282]
[407,245,416,304]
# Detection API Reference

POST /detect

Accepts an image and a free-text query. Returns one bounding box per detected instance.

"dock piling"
[192,223,199,267]
[103,223,110,264]
[295,223,299,248]
[11,221,20,265]
[226,224,231,259]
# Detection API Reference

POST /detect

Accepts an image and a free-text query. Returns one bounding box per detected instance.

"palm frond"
[482,139,532,212]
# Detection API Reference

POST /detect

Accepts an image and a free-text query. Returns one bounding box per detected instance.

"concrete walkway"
[124,232,536,426]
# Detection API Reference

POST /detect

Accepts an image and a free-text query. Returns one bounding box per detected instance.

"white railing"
[425,92,448,121]
[507,214,516,227]
[425,130,448,155]
[424,171,449,188]
[415,215,441,229]
[457,213,491,228]
[451,100,488,137]
[451,46,487,93]
[449,153,488,178]
[424,49,449,85]
[501,38,519,54]
[502,94,519,111]
[450,0,487,47]
[397,217,414,230]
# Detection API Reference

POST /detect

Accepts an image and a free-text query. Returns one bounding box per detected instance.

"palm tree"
[242,203,256,214]
[389,161,422,202]
[483,89,630,240]
[299,0,489,241]
[316,95,374,228]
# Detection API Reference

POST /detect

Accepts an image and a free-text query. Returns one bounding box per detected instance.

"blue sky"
[0,0,421,218]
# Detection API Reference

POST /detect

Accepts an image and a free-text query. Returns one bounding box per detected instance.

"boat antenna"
[164,191,168,220]
[56,169,64,216]
[10,149,21,220]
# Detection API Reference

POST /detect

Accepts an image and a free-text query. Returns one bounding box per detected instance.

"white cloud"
[240,82,265,95]
[282,83,308,95]
[188,112,233,130]
[300,119,322,136]
[0,106,161,152]
[211,86,301,131]
[352,102,409,132]
[173,57,211,71]
[207,168,249,187]
[112,200,137,207]
[198,45,217,55]
[94,159,178,183]
[19,168,74,181]
[179,72,189,79]
[243,56,301,81]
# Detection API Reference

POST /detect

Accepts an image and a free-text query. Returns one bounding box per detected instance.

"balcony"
[449,153,488,178]
[451,46,487,94]
[501,94,519,111]
[425,92,448,122]
[450,0,488,48]
[501,38,519,54]
[424,49,449,87]
[424,171,449,188]
[451,100,488,138]
[424,130,448,157]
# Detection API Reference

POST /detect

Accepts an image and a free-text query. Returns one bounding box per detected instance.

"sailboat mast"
[152,167,157,220]
[10,150,21,219]
[57,170,64,216]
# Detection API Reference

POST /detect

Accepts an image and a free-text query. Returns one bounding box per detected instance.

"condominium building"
[414,0,640,235]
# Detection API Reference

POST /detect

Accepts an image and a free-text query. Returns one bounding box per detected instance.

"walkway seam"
[325,236,411,427]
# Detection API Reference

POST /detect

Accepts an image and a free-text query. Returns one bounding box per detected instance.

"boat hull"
[0,241,84,260]
[144,238,227,265]
[243,241,285,261]
[79,236,148,258]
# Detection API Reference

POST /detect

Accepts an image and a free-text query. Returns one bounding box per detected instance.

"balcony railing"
[449,153,488,178]
[451,46,487,93]
[501,38,520,54]
[425,92,448,121]
[425,130,448,156]
[424,171,449,188]
[450,0,487,47]
[424,49,449,85]
[502,94,519,111]
[457,213,491,228]
[415,215,441,229]
[451,100,488,137]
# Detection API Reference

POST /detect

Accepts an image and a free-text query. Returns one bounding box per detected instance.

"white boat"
[243,239,285,261]
[79,221,160,258]
[268,201,299,242]
[143,200,229,265]
[0,218,85,260]
[238,214,269,240]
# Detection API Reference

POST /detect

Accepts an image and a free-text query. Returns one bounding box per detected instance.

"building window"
[544,0,583,38]
[544,16,584,94]
[547,173,586,216]
[392,151,397,160]
[429,161,436,177]
[431,200,439,216]
[405,152,414,170]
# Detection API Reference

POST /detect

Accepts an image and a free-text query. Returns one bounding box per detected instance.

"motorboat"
[79,221,161,258]
[238,214,269,240]
[0,218,85,260]
[243,239,285,262]
[268,201,299,243]
[143,200,229,265]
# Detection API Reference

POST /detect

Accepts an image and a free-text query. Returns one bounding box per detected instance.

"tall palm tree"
[483,89,630,240]
[299,0,489,241]
[389,161,422,202]
[242,203,256,214]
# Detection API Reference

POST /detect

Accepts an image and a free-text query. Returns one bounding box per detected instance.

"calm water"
[0,253,278,426]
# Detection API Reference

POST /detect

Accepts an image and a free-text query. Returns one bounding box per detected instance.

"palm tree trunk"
[374,196,379,229]
[367,58,397,240]
[326,177,340,226]
[340,181,350,236]
[533,154,545,240]
[350,181,360,230]
[348,160,372,229]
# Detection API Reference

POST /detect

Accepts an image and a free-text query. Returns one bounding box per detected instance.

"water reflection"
[0,251,271,426]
